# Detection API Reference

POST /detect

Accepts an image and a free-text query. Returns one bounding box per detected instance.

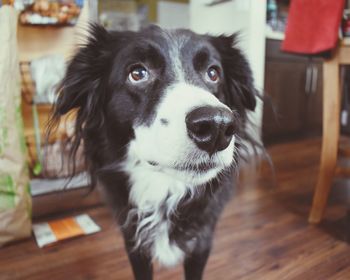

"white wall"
[157,1,190,29]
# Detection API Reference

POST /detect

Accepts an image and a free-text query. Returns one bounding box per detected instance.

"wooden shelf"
[18,24,76,62]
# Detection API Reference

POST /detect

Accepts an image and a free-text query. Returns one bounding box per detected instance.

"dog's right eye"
[206,66,220,83]
[128,66,149,83]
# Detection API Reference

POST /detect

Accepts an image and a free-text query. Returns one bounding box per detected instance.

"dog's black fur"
[49,24,258,280]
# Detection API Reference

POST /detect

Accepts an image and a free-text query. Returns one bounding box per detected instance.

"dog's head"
[53,24,257,186]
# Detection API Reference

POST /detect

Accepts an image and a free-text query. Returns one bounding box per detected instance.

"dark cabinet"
[262,39,323,144]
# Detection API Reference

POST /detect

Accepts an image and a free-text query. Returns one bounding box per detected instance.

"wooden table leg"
[309,53,341,224]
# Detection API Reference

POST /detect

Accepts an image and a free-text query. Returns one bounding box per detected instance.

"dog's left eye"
[129,66,149,83]
[206,67,220,83]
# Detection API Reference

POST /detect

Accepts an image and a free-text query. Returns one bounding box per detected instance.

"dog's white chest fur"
[123,147,190,267]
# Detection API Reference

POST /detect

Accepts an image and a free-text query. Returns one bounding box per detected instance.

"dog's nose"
[185,106,237,155]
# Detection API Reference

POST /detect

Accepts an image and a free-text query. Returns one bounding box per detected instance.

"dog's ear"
[55,24,113,116]
[210,34,257,112]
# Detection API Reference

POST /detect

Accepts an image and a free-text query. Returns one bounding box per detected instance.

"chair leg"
[309,54,341,224]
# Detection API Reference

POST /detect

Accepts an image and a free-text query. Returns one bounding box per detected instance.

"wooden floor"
[2,138,350,280]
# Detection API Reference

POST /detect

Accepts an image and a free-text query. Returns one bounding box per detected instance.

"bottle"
[267,0,278,30]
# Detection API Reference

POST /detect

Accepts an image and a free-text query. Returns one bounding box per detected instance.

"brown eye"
[206,67,220,83]
[129,66,149,83]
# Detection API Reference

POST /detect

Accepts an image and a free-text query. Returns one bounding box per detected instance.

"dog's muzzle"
[185,106,236,155]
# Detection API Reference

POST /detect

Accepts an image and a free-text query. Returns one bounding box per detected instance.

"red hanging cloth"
[282,0,345,54]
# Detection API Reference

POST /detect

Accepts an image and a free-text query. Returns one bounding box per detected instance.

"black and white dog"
[51,24,258,280]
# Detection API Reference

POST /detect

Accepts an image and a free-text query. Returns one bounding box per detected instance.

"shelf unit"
[17,3,102,218]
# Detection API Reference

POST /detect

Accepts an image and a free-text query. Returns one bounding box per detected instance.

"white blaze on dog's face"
[130,83,235,185]
[124,29,240,186]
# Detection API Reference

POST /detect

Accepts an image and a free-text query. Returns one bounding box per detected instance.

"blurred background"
[2,0,350,279]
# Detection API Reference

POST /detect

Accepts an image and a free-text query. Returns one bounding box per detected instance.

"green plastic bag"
[0,6,32,246]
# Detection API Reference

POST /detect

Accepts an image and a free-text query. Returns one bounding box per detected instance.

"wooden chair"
[309,43,350,224]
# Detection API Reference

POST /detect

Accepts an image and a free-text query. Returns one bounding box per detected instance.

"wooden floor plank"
[2,137,350,279]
